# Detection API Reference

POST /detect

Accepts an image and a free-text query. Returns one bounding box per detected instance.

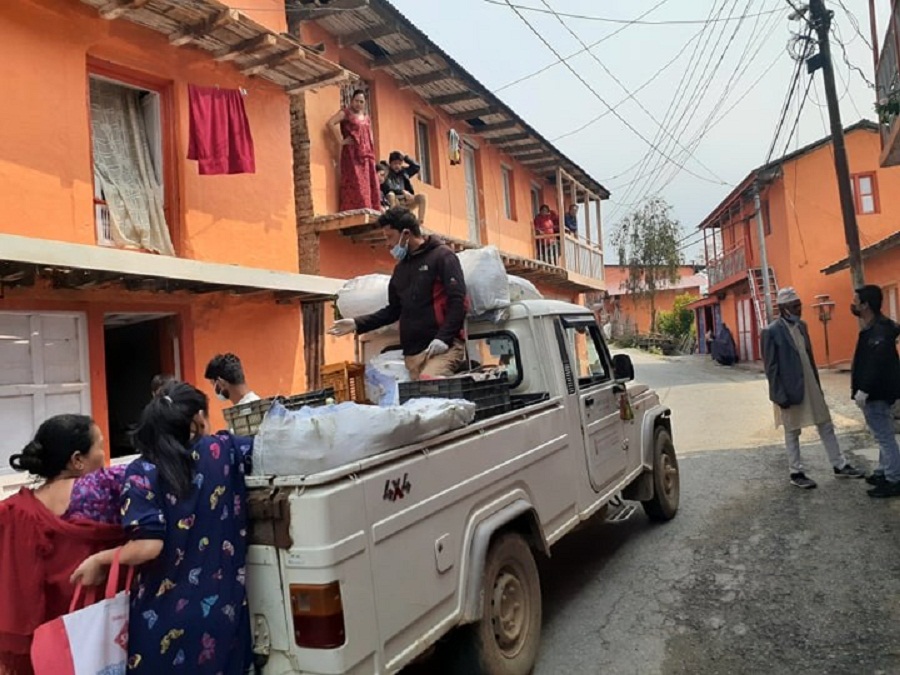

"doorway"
[462,143,480,243]
[736,297,755,362]
[104,313,178,458]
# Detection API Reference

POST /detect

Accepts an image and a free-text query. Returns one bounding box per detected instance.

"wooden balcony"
[877,3,900,166]
[707,244,747,289]
[534,232,604,289]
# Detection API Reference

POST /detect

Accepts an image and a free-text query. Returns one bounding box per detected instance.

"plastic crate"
[223,387,334,436]
[399,374,511,421]
[321,362,367,403]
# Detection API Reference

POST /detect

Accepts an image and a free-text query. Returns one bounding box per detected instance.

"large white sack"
[458,246,510,316]
[253,398,476,477]
[365,350,410,407]
[336,274,391,319]
[507,275,543,302]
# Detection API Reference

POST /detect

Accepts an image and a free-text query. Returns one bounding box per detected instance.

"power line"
[834,0,873,50]
[483,0,783,25]
[498,0,730,186]
[494,0,672,92]
[781,73,815,157]
[830,21,876,89]
[537,0,727,183]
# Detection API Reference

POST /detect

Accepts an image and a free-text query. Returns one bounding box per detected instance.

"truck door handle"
[584,397,595,407]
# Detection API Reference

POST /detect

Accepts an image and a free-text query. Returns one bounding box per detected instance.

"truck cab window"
[466,333,522,387]
[564,321,610,388]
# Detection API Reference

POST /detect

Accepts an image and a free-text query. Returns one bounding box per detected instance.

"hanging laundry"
[448,128,461,166]
[187,85,255,175]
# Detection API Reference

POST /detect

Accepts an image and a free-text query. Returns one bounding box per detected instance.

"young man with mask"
[328,207,467,380]
[850,285,900,498]
[762,287,865,488]
[204,353,260,406]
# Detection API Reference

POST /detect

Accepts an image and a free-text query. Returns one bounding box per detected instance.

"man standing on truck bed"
[329,207,468,380]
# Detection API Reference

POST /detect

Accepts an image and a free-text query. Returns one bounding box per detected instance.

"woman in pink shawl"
[327,90,381,211]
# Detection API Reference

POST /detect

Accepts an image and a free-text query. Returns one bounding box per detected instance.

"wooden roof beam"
[371,47,431,69]
[491,133,530,145]
[506,146,550,158]
[473,120,519,134]
[427,91,482,106]
[452,106,499,121]
[293,0,369,21]
[241,47,304,76]
[98,0,150,19]
[170,9,239,46]
[339,23,398,47]
[399,69,456,89]
[286,70,351,95]
[214,33,278,61]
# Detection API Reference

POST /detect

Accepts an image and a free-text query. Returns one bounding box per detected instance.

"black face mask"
[850,305,861,317]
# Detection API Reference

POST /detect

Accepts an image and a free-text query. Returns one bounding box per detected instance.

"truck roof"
[505,299,593,319]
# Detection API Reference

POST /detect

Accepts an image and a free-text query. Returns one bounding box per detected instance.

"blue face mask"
[390,234,409,261]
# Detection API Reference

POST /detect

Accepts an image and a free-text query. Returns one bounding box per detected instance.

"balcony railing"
[534,232,604,281]
[94,198,114,246]
[707,244,746,288]
[877,11,900,147]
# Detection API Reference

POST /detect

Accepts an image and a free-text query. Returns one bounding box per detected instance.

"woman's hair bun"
[9,441,46,475]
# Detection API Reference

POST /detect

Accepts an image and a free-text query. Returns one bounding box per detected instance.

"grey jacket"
[762,318,821,408]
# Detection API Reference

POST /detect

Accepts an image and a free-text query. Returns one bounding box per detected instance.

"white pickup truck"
[246,299,679,675]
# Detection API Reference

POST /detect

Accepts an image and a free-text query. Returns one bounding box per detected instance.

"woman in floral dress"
[327,89,382,211]
[73,382,253,674]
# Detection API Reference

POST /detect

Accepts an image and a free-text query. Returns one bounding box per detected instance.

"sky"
[388,0,886,262]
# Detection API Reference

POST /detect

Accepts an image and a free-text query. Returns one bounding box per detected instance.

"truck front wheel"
[641,426,680,522]
[452,533,542,675]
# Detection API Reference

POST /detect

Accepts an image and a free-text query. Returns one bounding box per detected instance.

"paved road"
[409,352,900,675]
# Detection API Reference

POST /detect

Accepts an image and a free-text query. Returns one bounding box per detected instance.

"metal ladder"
[748,267,778,334]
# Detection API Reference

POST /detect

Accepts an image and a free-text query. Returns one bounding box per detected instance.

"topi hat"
[776,287,800,305]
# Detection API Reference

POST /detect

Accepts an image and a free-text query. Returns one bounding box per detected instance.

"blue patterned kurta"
[121,433,253,674]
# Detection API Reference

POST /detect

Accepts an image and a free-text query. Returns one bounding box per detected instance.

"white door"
[887,285,898,322]
[0,312,90,496]
[462,144,480,243]
[736,298,754,362]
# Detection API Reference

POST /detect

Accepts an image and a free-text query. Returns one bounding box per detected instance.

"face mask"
[214,385,228,402]
[784,312,800,324]
[390,234,409,261]
[850,304,861,317]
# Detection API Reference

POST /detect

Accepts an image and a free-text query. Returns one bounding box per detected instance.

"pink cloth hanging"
[187,85,256,175]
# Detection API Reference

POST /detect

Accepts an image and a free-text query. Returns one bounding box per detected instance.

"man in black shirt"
[329,208,467,380]
[851,285,900,497]
[382,151,427,224]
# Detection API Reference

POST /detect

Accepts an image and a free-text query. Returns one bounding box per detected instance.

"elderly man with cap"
[761,287,865,488]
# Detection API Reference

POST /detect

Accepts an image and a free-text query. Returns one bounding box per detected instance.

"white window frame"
[501,165,514,220]
[414,116,433,185]
[0,312,91,481]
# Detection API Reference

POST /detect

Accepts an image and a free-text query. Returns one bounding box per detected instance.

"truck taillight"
[289,582,346,649]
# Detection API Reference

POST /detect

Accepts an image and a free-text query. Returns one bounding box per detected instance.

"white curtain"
[90,79,174,256]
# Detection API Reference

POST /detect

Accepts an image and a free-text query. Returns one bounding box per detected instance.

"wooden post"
[556,169,566,269]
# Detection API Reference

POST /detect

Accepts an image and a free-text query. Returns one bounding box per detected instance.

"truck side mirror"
[612,354,634,382]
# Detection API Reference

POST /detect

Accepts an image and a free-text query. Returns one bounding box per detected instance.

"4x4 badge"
[383,473,412,502]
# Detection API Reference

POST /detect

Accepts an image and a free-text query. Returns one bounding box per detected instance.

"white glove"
[854,390,869,409]
[425,338,450,359]
[328,318,356,336]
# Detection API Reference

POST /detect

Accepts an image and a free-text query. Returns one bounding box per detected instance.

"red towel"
[187,85,256,175]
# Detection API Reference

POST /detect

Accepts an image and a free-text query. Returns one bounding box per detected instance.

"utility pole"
[753,181,774,324]
[806,0,866,289]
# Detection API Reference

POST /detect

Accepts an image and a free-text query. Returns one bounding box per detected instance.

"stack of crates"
[398,374,511,421]
[321,362,367,403]
[223,388,334,436]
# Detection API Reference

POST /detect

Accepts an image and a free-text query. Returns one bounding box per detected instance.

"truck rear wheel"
[641,426,680,522]
[452,533,542,675]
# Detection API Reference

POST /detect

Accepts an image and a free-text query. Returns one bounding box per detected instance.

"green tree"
[656,293,697,340]
[613,198,683,332]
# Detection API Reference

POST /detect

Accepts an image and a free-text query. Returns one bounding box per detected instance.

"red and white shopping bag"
[31,549,133,675]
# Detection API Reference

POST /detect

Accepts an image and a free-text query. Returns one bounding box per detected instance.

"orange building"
[602,265,705,335]
[691,121,900,365]
[0,0,349,484]
[284,1,609,370]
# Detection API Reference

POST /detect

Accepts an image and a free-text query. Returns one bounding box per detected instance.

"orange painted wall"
[0,0,298,273]
[612,288,701,335]
[0,282,307,438]
[298,22,574,267]
[221,0,287,34]
[714,129,900,364]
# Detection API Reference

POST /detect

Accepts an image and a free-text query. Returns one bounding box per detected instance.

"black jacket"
[762,317,820,408]
[382,156,420,197]
[851,315,900,404]
[355,236,467,355]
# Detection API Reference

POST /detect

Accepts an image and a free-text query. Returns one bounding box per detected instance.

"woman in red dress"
[327,90,381,211]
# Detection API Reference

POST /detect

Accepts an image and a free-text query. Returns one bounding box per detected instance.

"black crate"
[399,374,511,421]
[224,387,334,436]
